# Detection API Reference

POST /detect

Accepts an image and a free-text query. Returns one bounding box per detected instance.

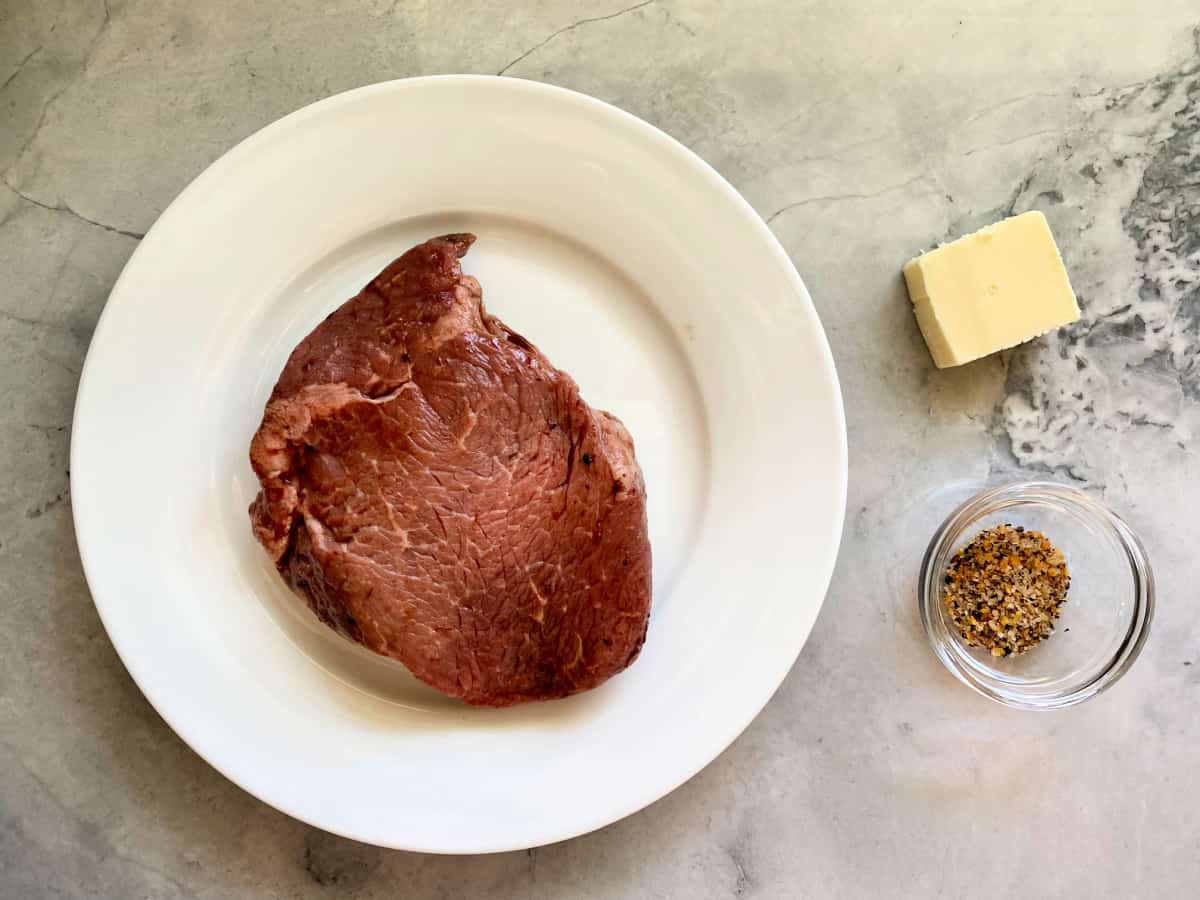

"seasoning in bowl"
[943,524,1070,658]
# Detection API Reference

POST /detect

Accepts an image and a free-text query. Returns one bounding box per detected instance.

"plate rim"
[70,74,848,852]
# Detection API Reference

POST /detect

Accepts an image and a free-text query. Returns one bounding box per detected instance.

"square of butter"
[902,211,1080,368]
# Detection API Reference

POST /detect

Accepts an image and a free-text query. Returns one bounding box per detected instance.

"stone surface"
[2,1,1199,897]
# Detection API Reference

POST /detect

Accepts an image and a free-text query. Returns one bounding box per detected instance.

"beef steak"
[248,234,652,706]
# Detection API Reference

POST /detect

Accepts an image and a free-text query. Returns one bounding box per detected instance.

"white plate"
[71,76,847,853]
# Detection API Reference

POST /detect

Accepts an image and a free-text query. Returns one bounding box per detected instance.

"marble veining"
[993,33,1200,485]
[2,2,1199,898]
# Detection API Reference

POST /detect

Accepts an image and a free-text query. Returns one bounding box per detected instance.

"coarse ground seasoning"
[943,524,1071,657]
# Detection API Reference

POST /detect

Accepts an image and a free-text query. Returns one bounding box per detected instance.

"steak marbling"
[249,234,652,706]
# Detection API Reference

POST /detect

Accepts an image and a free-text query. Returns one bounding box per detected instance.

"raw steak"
[248,234,652,706]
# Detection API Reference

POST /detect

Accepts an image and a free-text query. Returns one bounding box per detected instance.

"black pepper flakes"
[943,524,1071,657]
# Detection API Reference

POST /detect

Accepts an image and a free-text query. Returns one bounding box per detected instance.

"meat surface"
[249,234,652,706]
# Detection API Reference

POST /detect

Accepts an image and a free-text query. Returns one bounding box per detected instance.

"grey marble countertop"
[3,1,1199,897]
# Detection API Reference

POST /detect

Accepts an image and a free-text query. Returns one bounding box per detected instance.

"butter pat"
[903,211,1080,368]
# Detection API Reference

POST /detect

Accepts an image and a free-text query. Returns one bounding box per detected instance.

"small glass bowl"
[919,481,1153,709]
